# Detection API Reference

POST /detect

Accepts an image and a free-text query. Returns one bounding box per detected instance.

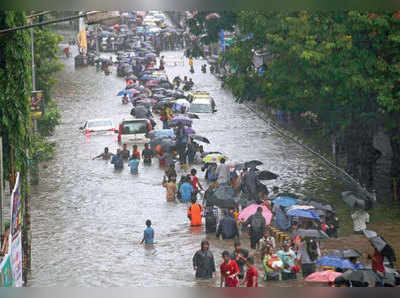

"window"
[122,121,148,134]
[87,120,112,128]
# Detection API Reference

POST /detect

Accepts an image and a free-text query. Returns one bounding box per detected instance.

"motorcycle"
[201,64,207,73]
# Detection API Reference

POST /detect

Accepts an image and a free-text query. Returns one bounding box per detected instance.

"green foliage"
[185,11,238,57]
[30,134,56,162]
[34,28,64,102]
[0,11,32,190]
[37,101,61,136]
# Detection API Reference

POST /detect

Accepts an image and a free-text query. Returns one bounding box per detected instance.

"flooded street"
[29,48,350,287]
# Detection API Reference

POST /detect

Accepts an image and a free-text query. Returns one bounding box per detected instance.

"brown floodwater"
[28,43,396,286]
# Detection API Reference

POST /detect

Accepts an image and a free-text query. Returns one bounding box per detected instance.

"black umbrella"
[306,199,335,213]
[246,160,263,168]
[209,185,240,208]
[160,138,176,151]
[183,113,200,119]
[150,136,171,150]
[335,270,379,286]
[342,191,373,210]
[190,135,210,144]
[296,229,329,239]
[256,170,279,181]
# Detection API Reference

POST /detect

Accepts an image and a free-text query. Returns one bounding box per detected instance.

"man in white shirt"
[215,158,230,185]
[351,209,370,234]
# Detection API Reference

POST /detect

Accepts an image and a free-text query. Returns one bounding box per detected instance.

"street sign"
[30,90,45,120]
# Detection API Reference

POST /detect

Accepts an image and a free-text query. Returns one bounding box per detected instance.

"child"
[191,169,204,193]
[140,220,154,245]
[128,155,140,174]
[243,257,258,287]
[132,145,141,160]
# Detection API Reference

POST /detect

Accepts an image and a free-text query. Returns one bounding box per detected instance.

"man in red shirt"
[220,250,239,287]
[243,257,258,287]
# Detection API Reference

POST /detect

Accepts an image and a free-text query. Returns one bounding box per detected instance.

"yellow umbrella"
[203,154,228,163]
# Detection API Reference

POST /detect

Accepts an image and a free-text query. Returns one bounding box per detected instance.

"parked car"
[187,92,217,113]
[80,119,115,135]
[117,119,152,144]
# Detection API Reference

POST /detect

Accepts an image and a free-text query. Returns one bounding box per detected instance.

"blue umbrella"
[140,74,151,80]
[148,129,175,139]
[273,196,297,208]
[287,209,320,220]
[317,256,358,269]
[117,90,133,96]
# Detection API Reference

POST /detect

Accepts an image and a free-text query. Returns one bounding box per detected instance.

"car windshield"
[122,121,148,134]
[189,103,213,113]
[87,120,112,128]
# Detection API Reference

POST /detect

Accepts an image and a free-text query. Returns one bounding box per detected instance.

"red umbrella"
[127,88,140,94]
[205,13,221,21]
[305,271,342,283]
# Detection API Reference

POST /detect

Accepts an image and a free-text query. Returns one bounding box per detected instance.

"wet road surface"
[29,48,347,286]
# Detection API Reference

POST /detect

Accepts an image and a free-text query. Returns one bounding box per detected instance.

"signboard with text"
[11,232,22,287]
[30,90,45,120]
[0,254,14,287]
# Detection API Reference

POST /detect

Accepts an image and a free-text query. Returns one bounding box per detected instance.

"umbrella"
[363,230,378,238]
[305,271,342,283]
[203,154,228,163]
[296,229,329,239]
[127,88,141,94]
[306,199,335,213]
[238,204,272,225]
[117,90,133,96]
[169,115,193,126]
[205,13,221,20]
[184,113,200,119]
[273,196,297,208]
[317,256,357,269]
[185,127,196,135]
[126,75,138,80]
[209,184,240,208]
[369,236,387,252]
[148,129,174,139]
[341,191,373,210]
[287,208,320,220]
[245,160,263,168]
[326,249,361,259]
[336,270,379,286]
[145,53,157,58]
[257,170,279,180]
[153,101,171,110]
[160,138,176,151]
[190,135,210,144]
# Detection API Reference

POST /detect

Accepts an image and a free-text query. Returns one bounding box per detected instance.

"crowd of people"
[86,11,399,287]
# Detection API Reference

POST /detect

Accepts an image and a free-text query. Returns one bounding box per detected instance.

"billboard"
[11,232,22,287]
[30,90,45,120]
[0,254,14,287]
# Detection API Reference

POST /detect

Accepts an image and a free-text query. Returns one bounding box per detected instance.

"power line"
[0,13,87,35]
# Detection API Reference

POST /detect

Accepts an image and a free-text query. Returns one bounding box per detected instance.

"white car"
[80,119,115,135]
[117,119,152,145]
[188,97,217,113]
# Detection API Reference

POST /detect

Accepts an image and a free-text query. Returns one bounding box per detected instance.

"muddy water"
[28,47,355,286]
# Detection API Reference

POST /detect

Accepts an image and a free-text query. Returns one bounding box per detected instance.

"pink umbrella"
[205,13,220,21]
[127,88,140,94]
[305,271,342,283]
[238,204,272,225]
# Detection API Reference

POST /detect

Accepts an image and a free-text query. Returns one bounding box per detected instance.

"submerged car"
[189,97,216,113]
[80,119,115,135]
[117,119,152,144]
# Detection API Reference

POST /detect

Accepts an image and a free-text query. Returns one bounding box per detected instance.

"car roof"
[122,119,149,123]
[191,98,213,104]
[87,118,113,123]
[191,91,212,98]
